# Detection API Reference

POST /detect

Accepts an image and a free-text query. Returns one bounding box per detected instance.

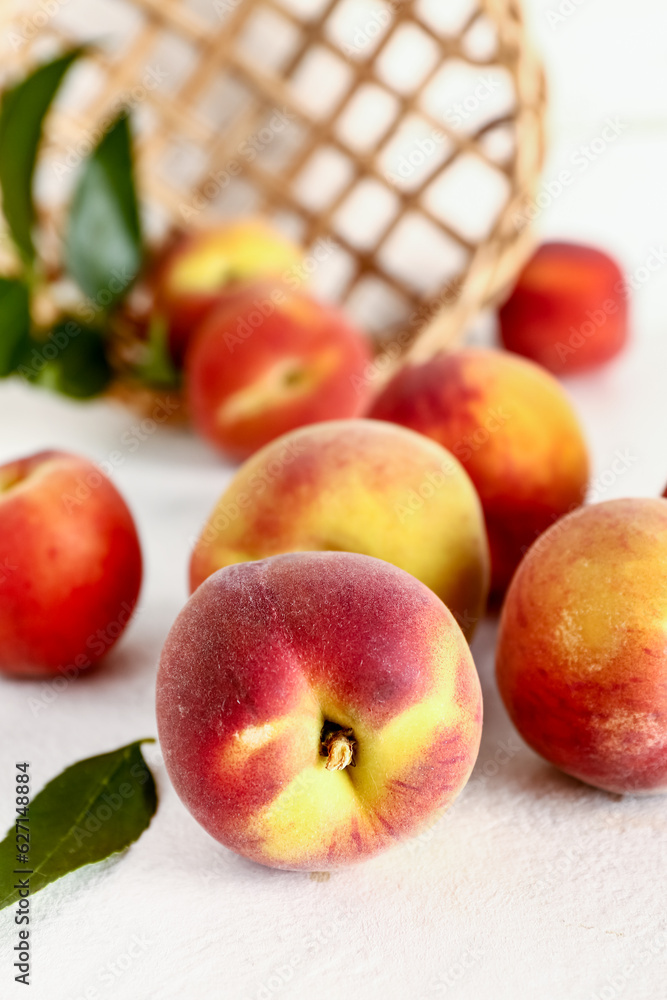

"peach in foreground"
[157,552,482,869]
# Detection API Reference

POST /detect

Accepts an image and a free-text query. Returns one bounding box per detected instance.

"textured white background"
[1,1,667,999]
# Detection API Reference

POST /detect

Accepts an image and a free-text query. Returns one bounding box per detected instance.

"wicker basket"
[0,0,545,391]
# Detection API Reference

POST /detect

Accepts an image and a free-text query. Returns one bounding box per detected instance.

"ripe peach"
[499,242,628,374]
[185,284,372,461]
[189,419,489,638]
[496,499,667,795]
[0,450,142,678]
[368,348,589,595]
[157,551,482,869]
[153,219,303,364]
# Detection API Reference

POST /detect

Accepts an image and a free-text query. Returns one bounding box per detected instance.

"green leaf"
[134,313,181,388]
[0,277,30,376]
[18,319,112,399]
[64,111,142,306]
[0,50,83,262]
[0,740,157,910]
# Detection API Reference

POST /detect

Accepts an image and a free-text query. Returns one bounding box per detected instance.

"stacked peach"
[151,220,372,459]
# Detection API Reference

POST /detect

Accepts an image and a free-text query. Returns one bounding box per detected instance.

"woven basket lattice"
[1,0,545,370]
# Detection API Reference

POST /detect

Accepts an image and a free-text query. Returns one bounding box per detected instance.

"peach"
[153,219,303,363]
[0,450,142,678]
[496,498,667,795]
[368,348,589,595]
[499,241,628,374]
[189,419,489,638]
[156,551,482,869]
[185,284,372,461]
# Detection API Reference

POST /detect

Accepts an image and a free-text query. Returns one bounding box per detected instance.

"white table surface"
[2,1,667,998]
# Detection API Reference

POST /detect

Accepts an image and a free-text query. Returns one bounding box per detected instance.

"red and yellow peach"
[185,284,372,461]
[153,219,303,364]
[496,498,667,795]
[498,241,628,375]
[368,348,590,595]
[157,551,482,869]
[0,450,142,678]
[189,419,490,638]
